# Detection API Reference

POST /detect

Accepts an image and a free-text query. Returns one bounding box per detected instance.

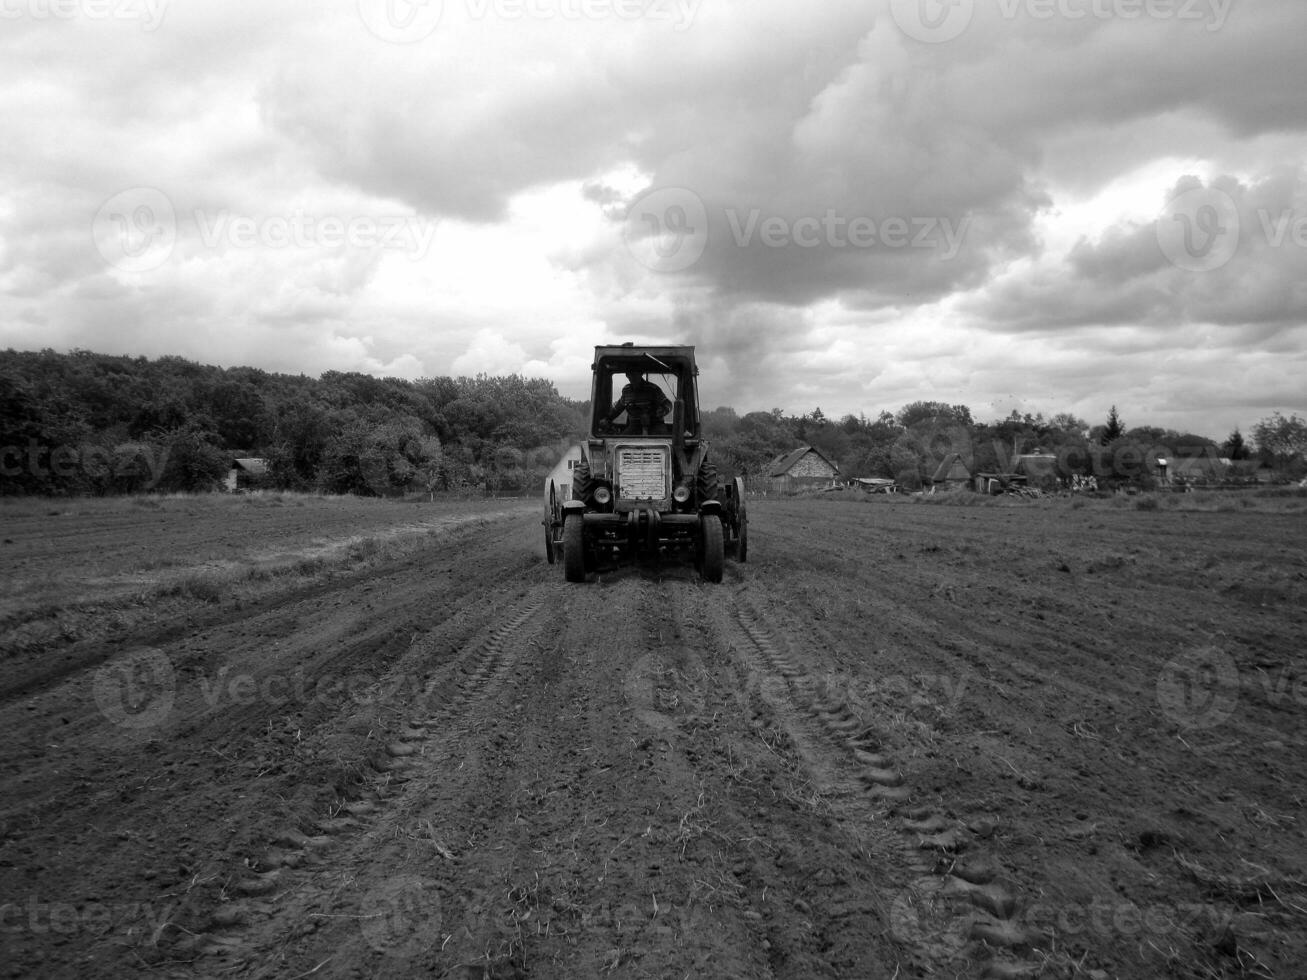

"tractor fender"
[562,500,587,515]
[699,499,723,515]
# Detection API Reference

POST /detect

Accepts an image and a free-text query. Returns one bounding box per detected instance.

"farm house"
[225,457,268,492]
[545,445,584,501]
[767,446,840,494]
[930,453,972,489]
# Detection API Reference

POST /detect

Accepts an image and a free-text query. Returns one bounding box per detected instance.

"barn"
[225,457,268,492]
[545,445,584,502]
[930,452,971,489]
[767,446,839,495]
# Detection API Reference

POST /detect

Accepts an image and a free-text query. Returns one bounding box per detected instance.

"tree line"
[0,349,586,495]
[1,349,1302,495]
[703,402,1306,490]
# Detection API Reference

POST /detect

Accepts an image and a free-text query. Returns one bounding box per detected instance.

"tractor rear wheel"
[563,516,586,582]
[699,514,724,583]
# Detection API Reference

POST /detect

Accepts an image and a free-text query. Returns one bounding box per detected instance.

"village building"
[545,445,584,502]
[930,452,972,489]
[767,446,839,495]
[224,457,268,492]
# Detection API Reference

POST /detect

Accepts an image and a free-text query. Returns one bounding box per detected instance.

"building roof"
[232,457,268,475]
[768,445,839,478]
[931,453,971,483]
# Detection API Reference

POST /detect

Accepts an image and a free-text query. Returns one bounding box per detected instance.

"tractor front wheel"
[563,516,587,582]
[699,514,724,583]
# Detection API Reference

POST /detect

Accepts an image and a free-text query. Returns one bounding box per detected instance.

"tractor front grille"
[617,447,669,499]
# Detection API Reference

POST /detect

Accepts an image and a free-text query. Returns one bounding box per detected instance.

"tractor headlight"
[672,485,691,503]
[593,486,612,505]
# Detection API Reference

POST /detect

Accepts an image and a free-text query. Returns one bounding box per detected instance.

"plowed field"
[2,492,1304,979]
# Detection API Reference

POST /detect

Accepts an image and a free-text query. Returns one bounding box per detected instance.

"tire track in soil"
[735,584,1053,977]
[409,575,758,980]
[183,585,555,974]
[670,588,908,978]
[707,591,1046,978]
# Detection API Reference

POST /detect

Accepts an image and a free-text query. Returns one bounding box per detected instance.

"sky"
[1,0,1304,440]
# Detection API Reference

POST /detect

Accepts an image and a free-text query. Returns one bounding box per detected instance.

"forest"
[1,348,1301,495]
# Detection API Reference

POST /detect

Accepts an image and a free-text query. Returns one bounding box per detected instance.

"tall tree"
[1252,412,1307,465]
[1222,427,1250,461]
[1102,405,1125,444]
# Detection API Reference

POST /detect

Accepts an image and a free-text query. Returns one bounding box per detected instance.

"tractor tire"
[572,458,596,502]
[544,482,557,564]
[733,476,748,563]
[699,513,724,583]
[563,516,586,583]
[695,459,719,505]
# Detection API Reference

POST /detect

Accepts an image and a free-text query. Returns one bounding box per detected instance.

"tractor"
[543,344,747,582]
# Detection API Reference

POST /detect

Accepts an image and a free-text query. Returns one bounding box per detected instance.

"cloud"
[0,0,1304,439]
